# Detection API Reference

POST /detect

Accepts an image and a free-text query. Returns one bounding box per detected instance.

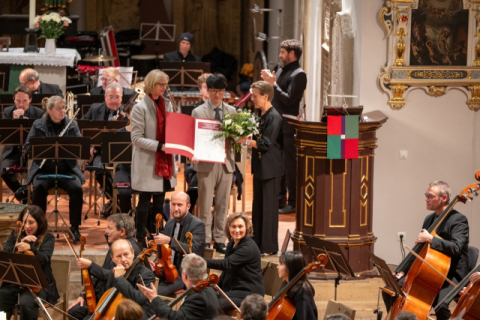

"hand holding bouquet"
[213,109,259,153]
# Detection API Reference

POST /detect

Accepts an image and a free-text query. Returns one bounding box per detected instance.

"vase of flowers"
[34,12,71,55]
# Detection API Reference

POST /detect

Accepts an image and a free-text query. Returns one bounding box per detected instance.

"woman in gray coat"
[131,69,177,247]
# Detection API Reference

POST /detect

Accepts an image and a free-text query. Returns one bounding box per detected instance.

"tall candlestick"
[29,0,36,28]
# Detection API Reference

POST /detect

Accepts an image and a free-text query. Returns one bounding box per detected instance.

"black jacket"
[289,286,318,320]
[150,286,220,320]
[2,231,60,304]
[251,107,284,180]
[164,50,201,62]
[25,116,85,184]
[81,102,127,121]
[272,60,307,133]
[0,105,44,162]
[89,86,135,96]
[205,237,264,296]
[35,82,64,97]
[400,209,469,282]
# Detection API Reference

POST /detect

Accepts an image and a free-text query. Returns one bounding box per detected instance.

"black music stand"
[29,136,90,240]
[302,234,356,300]
[158,62,210,88]
[0,251,52,320]
[76,95,132,118]
[369,252,404,300]
[101,131,132,215]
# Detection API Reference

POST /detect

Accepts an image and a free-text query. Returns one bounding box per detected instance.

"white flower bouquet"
[34,12,72,39]
[213,109,260,153]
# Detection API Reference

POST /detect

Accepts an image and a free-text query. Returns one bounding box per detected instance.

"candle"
[29,0,36,29]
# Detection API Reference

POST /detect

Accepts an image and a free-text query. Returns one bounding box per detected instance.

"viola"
[267,254,328,320]
[186,232,193,254]
[152,214,178,283]
[91,247,154,320]
[14,221,41,293]
[390,181,480,319]
[63,233,97,314]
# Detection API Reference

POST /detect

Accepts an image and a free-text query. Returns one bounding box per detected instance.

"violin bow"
[62,232,80,260]
[172,237,187,256]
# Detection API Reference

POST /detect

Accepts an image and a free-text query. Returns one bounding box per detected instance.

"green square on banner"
[345,115,359,139]
[327,135,341,159]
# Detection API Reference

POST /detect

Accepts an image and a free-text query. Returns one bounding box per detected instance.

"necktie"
[214,107,221,120]
[108,110,115,121]
[171,222,180,263]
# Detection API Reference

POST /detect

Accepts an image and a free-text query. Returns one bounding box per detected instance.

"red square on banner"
[327,116,342,135]
[344,139,358,159]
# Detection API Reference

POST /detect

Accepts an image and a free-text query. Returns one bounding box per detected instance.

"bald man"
[68,239,155,320]
[90,67,135,96]
[19,68,63,97]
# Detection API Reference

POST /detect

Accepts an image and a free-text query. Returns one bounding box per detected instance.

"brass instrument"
[165,85,178,113]
[65,91,75,119]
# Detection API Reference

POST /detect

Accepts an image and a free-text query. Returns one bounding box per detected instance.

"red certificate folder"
[165,112,226,164]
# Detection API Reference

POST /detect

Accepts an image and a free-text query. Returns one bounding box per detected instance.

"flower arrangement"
[34,12,72,39]
[213,109,260,153]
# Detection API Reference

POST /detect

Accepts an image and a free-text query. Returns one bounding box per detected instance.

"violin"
[91,247,154,320]
[114,91,139,121]
[14,221,41,293]
[390,181,480,319]
[63,233,97,314]
[152,214,178,283]
[186,232,193,254]
[267,254,328,320]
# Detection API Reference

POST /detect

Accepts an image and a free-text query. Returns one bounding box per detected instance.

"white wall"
[353,0,480,265]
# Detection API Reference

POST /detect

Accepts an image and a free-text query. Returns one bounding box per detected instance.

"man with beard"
[150,191,205,296]
[261,39,307,214]
[67,214,141,320]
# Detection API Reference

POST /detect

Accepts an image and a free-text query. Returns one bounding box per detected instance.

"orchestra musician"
[204,212,265,312]
[1,85,44,203]
[240,294,268,320]
[0,205,60,320]
[164,32,201,63]
[191,73,236,254]
[237,81,284,255]
[151,191,205,296]
[138,253,220,320]
[382,180,469,320]
[82,82,128,214]
[114,300,144,320]
[277,251,318,320]
[194,72,212,107]
[89,67,136,96]
[72,239,155,320]
[26,96,85,241]
[130,69,177,248]
[68,214,141,320]
[19,68,63,97]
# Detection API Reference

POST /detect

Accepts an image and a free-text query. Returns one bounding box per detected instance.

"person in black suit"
[82,82,128,213]
[238,81,283,255]
[68,214,141,320]
[150,191,205,296]
[164,32,201,63]
[70,239,155,320]
[261,39,307,214]
[0,205,60,320]
[204,212,265,312]
[26,96,85,241]
[19,68,63,97]
[277,251,318,320]
[382,180,469,320]
[0,85,44,201]
[138,253,220,320]
[89,67,135,96]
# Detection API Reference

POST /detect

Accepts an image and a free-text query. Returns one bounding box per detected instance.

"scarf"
[149,94,173,179]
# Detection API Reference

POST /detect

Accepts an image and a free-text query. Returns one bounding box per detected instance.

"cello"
[150,213,178,283]
[389,181,480,319]
[448,276,480,320]
[266,254,328,320]
[63,233,97,314]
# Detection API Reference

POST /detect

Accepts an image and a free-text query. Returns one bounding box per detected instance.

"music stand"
[302,234,356,300]
[158,62,210,88]
[0,251,52,320]
[369,252,405,303]
[280,229,293,253]
[29,136,90,239]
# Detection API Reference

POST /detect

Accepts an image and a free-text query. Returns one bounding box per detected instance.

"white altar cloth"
[0,48,81,67]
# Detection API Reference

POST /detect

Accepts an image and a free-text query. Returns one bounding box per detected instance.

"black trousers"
[382,275,457,320]
[31,170,83,226]
[186,188,198,214]
[252,176,281,254]
[93,154,113,199]
[136,192,166,240]
[67,304,91,320]
[0,156,22,194]
[217,289,249,313]
[0,283,48,320]
[279,132,296,206]
[157,274,185,296]
[114,167,132,213]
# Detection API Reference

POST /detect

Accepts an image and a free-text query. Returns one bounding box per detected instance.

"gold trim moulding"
[390,80,475,86]
[392,66,478,70]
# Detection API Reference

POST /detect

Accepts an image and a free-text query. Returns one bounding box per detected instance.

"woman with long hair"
[277,251,318,320]
[0,205,60,320]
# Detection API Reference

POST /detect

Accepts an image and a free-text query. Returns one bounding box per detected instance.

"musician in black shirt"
[164,32,201,63]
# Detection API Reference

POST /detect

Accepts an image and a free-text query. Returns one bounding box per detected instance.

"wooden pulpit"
[285,111,388,277]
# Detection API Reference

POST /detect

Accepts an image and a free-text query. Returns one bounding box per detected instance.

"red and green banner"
[327,115,359,159]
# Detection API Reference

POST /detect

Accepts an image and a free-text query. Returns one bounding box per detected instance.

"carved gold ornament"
[388,84,409,109]
[467,84,480,111]
[426,86,447,97]
[395,28,407,66]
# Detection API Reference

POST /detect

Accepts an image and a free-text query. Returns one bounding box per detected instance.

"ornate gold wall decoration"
[427,86,447,97]
[304,156,315,227]
[388,83,409,109]
[467,84,480,111]
[329,160,346,228]
[395,27,407,66]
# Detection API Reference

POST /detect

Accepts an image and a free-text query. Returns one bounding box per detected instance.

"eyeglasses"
[425,193,439,200]
[53,106,67,112]
[101,77,114,83]
[208,89,225,96]
[156,83,168,87]
[106,95,122,100]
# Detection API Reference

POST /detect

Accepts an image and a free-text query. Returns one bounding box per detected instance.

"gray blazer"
[191,101,236,173]
[130,95,177,192]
